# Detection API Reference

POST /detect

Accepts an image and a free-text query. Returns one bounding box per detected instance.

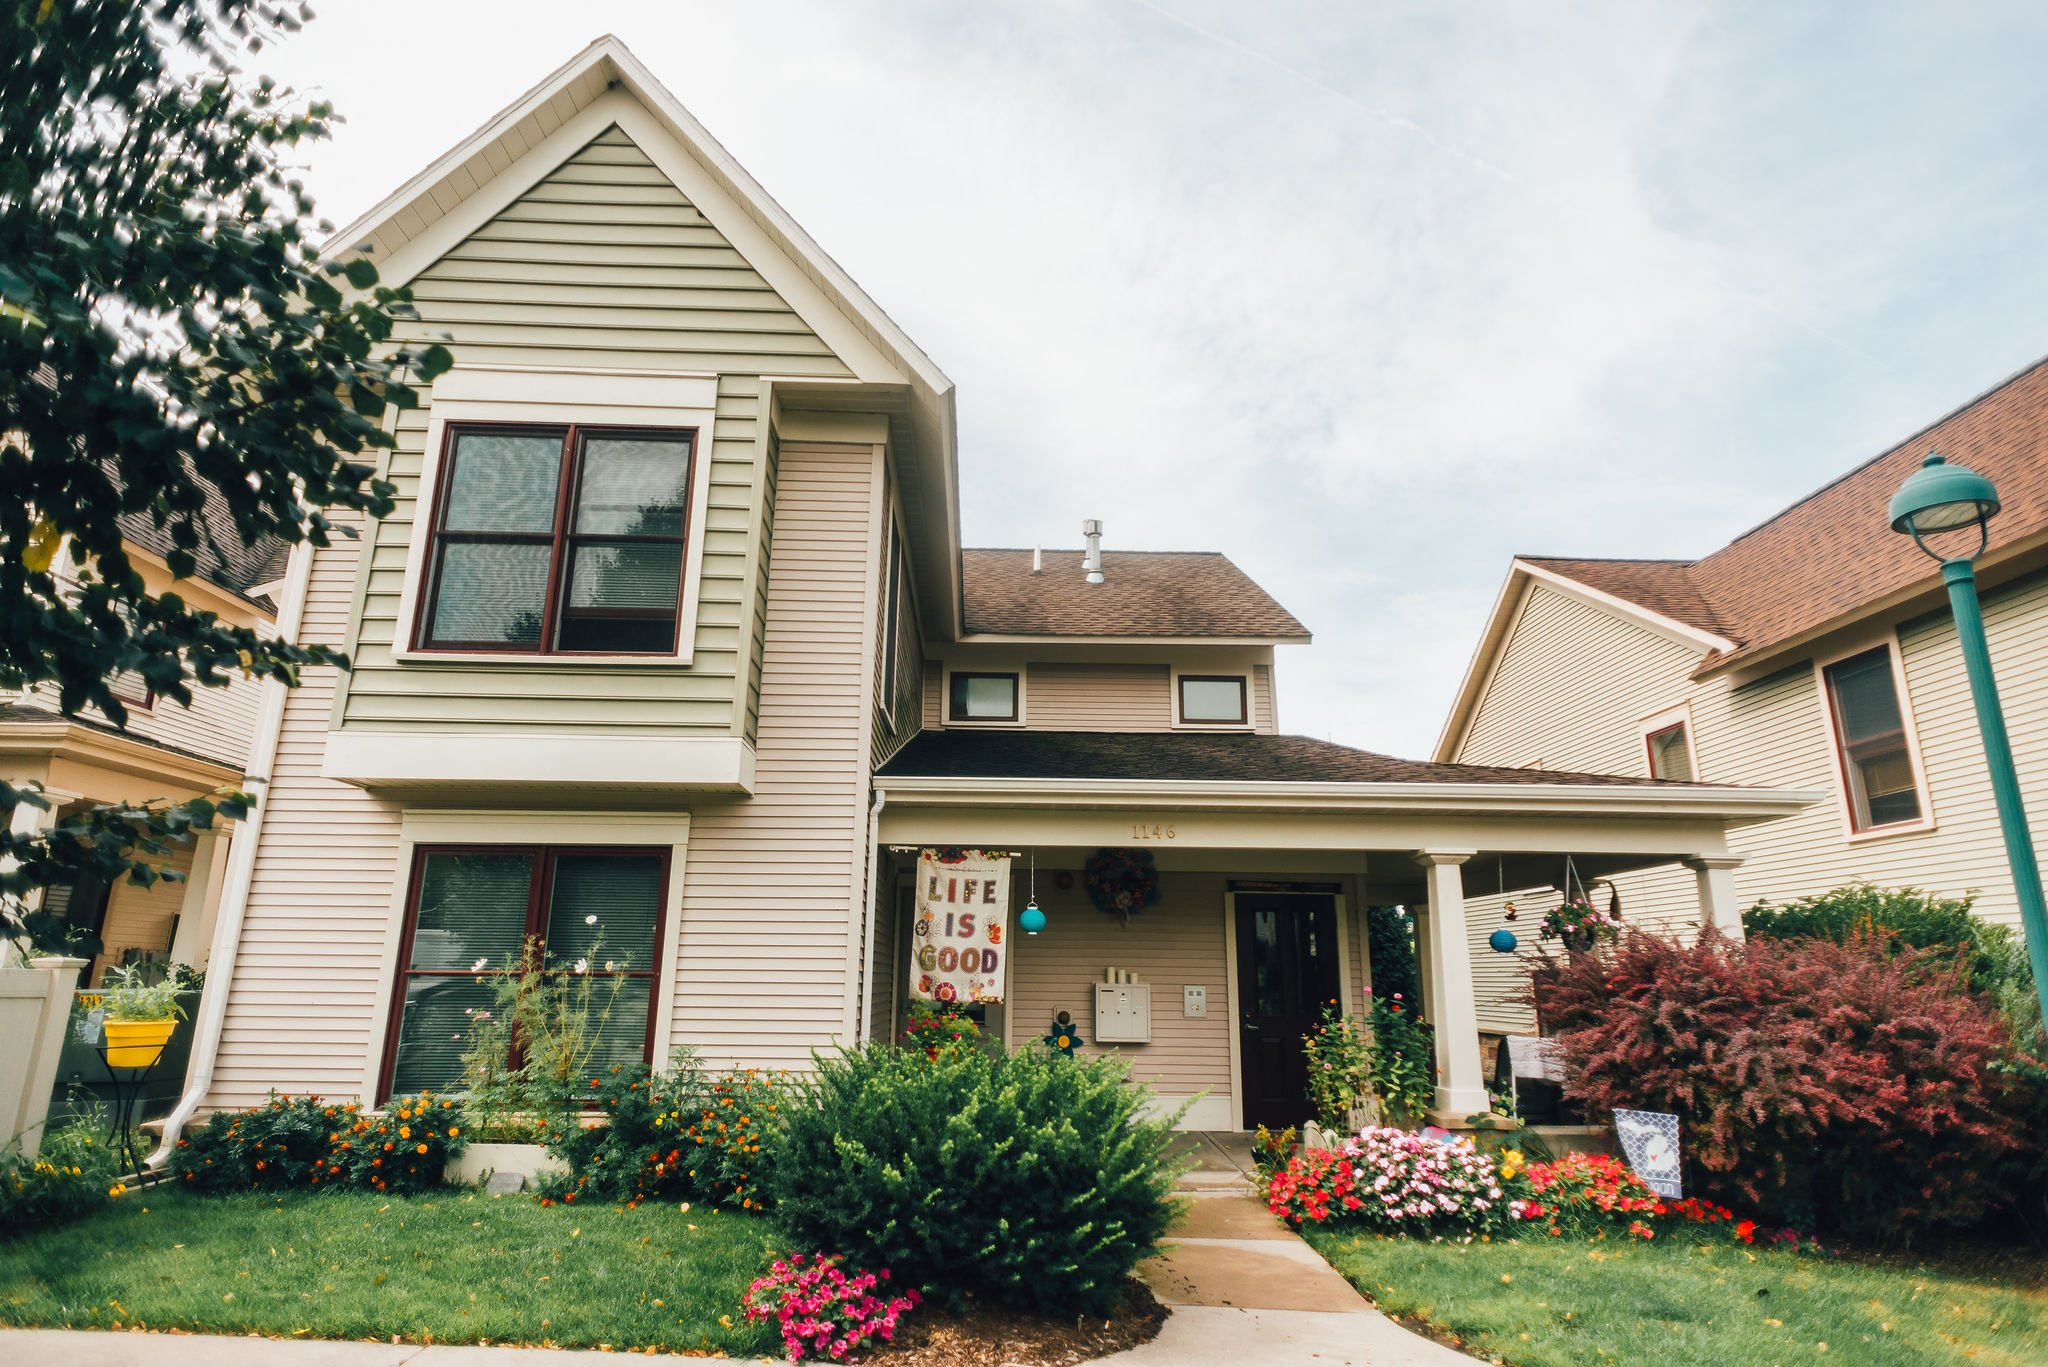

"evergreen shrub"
[171,1091,465,1194]
[769,1043,1184,1316]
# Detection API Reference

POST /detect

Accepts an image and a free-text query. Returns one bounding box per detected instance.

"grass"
[1305,1227,2048,1367]
[0,1186,779,1356]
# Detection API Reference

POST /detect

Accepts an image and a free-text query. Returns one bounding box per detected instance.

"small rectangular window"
[1179,674,1248,725]
[1823,646,1923,831]
[417,424,695,655]
[948,671,1018,722]
[1645,721,1693,781]
[383,845,665,1099]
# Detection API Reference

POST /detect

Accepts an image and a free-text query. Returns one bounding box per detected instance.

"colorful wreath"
[1083,847,1161,924]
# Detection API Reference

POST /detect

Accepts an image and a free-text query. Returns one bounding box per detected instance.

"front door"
[1234,892,1341,1129]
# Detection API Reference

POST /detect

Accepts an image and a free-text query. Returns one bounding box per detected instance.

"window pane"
[1827,651,1906,743]
[565,543,683,611]
[575,438,691,536]
[1647,724,1693,781]
[581,981,652,1074]
[409,852,534,971]
[1181,677,1247,723]
[442,432,565,533]
[428,542,550,645]
[544,854,663,969]
[390,976,498,1095]
[951,674,1016,719]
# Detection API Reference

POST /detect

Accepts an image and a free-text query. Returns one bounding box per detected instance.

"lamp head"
[1889,452,2000,561]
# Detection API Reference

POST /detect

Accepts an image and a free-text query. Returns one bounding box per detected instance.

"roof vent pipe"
[1082,519,1104,584]
[1032,545,1042,574]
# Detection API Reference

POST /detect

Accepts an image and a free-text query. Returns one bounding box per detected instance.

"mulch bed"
[869,1279,1166,1366]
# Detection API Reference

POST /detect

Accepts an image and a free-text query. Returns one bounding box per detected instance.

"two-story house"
[3,490,282,986]
[1438,355,2048,1034]
[155,36,1815,1148]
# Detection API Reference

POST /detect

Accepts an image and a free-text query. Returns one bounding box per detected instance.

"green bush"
[1,1111,122,1232]
[1366,905,1421,1002]
[769,1043,1185,1316]
[1744,884,1980,957]
[170,1092,465,1194]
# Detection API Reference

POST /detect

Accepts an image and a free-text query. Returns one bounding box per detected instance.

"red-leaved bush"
[1529,931,2034,1241]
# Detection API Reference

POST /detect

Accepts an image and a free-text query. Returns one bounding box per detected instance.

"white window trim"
[942,664,1026,728]
[1171,667,1253,731]
[1813,630,1936,843]
[391,365,719,667]
[1638,702,1699,782]
[879,514,907,728]
[359,809,692,1105]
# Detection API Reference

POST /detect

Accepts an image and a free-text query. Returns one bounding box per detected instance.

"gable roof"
[1438,353,2048,759]
[960,549,1310,640]
[114,488,290,608]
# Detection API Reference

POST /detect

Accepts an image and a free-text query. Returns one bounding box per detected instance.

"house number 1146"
[1131,821,1176,841]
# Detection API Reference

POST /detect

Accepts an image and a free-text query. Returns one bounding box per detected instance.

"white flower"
[604,961,616,972]
[585,914,598,925]
[573,958,589,974]
[471,957,489,972]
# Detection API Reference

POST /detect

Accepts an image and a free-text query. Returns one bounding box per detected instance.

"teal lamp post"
[1889,452,2048,1028]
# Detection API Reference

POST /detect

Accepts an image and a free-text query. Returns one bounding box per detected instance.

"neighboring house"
[163,36,1814,1141]
[2,493,285,986]
[1438,355,2048,1033]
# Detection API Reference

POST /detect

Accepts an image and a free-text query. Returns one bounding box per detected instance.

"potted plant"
[99,964,189,1069]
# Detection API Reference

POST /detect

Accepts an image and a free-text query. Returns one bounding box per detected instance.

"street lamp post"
[1889,452,2048,1029]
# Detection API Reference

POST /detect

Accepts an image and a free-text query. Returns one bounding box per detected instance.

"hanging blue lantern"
[1020,899,1047,935]
[1489,928,1519,954]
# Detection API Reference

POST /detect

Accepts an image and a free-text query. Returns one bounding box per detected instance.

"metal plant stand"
[95,1046,158,1175]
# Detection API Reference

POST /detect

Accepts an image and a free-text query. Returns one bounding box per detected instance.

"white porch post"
[2,796,59,967]
[168,828,227,969]
[1682,855,1747,938]
[1415,849,1489,1119]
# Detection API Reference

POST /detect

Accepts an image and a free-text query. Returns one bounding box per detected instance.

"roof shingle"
[961,549,1309,640]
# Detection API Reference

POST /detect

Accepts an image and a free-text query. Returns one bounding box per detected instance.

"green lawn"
[0,1187,778,1356]
[1306,1228,2048,1367]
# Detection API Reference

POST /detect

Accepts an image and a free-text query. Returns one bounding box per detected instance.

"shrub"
[1268,1127,1517,1235]
[459,937,637,1142]
[1517,1152,1663,1236]
[1,1112,123,1231]
[1744,884,1980,959]
[769,1043,1183,1316]
[1251,1123,1298,1180]
[743,1252,921,1364]
[1530,930,2032,1241]
[1365,905,1421,1002]
[1362,989,1434,1126]
[1302,1001,1371,1130]
[170,1091,465,1194]
[899,1000,982,1060]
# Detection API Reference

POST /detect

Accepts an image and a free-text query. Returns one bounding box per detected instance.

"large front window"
[384,846,667,1098]
[1823,647,1923,831]
[417,424,695,654]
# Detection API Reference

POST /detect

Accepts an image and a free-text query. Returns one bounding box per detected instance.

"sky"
[251,1,2048,759]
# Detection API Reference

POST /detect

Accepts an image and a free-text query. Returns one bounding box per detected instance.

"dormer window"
[416,423,695,655]
[1178,674,1249,726]
[948,671,1019,723]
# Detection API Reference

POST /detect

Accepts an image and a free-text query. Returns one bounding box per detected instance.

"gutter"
[854,786,887,1044]
[148,535,316,1168]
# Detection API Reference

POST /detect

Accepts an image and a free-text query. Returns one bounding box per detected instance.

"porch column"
[2,796,58,967]
[168,828,227,969]
[1415,849,1490,1119]
[1682,855,1747,938]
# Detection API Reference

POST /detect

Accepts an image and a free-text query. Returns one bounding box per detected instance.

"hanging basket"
[1083,848,1161,925]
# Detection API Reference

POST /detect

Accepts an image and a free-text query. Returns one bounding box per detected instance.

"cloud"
[265,0,2048,758]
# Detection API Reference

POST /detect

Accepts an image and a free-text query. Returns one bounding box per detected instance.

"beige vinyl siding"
[668,443,881,1067]
[335,125,830,737]
[741,431,780,744]
[1006,872,1235,1104]
[1025,663,1171,730]
[81,671,266,771]
[921,660,943,729]
[90,841,195,983]
[1253,663,1276,733]
[210,522,407,1108]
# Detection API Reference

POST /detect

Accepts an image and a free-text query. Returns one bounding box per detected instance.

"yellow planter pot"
[103,1019,176,1069]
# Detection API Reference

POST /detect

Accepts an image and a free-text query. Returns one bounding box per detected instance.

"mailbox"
[1093,982,1152,1043]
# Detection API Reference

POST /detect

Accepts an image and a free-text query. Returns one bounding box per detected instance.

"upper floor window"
[949,671,1019,722]
[1178,674,1248,725]
[1644,719,1693,781]
[1823,646,1923,831]
[417,424,695,655]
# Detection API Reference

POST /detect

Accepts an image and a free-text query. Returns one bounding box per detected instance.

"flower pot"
[1560,927,1596,955]
[103,1019,176,1069]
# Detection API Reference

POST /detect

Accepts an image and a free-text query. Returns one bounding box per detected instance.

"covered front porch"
[867,731,1814,1130]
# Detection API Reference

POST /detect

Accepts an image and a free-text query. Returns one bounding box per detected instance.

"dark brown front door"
[1235,892,1341,1129]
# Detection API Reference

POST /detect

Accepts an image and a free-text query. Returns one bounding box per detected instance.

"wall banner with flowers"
[911,848,1010,1004]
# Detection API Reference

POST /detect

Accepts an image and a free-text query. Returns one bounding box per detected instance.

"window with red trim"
[1644,721,1693,781]
[382,845,667,1099]
[416,423,696,655]
[1823,646,1923,831]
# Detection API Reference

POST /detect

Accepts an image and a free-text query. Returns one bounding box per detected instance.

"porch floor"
[1167,1131,1256,1188]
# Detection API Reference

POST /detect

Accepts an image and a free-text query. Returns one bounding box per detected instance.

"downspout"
[854,786,888,1044]
[147,535,315,1168]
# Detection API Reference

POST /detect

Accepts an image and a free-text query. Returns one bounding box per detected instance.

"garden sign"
[1612,1109,1683,1199]
[911,848,1010,1005]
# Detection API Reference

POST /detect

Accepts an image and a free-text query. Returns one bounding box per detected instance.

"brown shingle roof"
[961,549,1309,640]
[1529,355,2048,672]
[878,728,1683,787]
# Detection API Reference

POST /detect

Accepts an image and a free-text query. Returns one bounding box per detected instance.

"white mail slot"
[1093,982,1152,1043]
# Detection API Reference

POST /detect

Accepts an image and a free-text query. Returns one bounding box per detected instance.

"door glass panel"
[1251,909,1283,1016]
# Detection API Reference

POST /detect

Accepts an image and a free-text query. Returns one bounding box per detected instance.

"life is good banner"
[911,849,1009,1004]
